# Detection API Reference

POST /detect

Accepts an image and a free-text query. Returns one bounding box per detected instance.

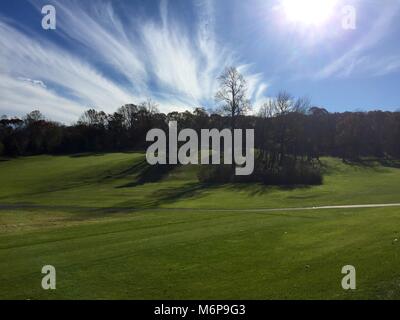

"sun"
[281,0,338,26]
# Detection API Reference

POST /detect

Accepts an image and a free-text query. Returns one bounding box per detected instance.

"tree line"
[1,103,399,160]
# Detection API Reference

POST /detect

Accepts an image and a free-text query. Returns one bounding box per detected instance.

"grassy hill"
[0,153,400,299]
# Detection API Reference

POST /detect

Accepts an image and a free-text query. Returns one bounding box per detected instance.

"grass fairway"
[1,153,400,299]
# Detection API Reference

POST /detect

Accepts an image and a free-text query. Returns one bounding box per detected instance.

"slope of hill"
[1,153,400,299]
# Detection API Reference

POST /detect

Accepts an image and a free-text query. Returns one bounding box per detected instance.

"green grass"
[0,153,400,299]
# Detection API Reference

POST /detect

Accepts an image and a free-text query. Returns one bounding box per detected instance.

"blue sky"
[1,0,400,122]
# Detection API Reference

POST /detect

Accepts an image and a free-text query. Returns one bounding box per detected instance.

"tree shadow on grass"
[106,159,148,180]
[105,182,212,211]
[150,182,212,207]
[69,153,106,158]
[343,158,398,172]
[132,181,314,209]
[220,183,312,197]
[377,158,400,169]
[150,181,313,208]
[115,162,179,188]
[115,178,315,210]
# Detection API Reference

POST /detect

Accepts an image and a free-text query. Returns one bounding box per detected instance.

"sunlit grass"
[1,153,400,299]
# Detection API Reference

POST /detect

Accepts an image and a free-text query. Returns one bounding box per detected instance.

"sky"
[1,0,400,123]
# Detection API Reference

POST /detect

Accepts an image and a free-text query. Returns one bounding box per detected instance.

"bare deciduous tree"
[215,67,251,172]
[258,100,277,118]
[215,67,251,129]
[275,91,294,116]
[25,110,44,123]
[139,98,159,115]
[258,91,310,118]
[78,109,107,127]
[118,104,139,129]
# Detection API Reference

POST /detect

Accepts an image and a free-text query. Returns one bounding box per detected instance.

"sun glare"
[282,0,337,26]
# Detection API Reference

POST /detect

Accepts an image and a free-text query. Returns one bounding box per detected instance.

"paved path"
[200,203,400,212]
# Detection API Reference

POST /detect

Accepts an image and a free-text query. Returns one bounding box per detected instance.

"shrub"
[197,158,323,186]
[261,161,322,185]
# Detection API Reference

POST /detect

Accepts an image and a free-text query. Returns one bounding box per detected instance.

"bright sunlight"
[282,0,338,26]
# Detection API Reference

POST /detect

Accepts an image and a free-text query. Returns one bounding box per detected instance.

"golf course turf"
[0,153,400,299]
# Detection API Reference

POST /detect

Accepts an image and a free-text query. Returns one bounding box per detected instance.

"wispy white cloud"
[17,77,47,89]
[237,64,271,109]
[315,2,400,79]
[0,0,270,122]
[0,20,138,121]
[253,83,270,108]
[45,0,148,93]
[0,73,82,122]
